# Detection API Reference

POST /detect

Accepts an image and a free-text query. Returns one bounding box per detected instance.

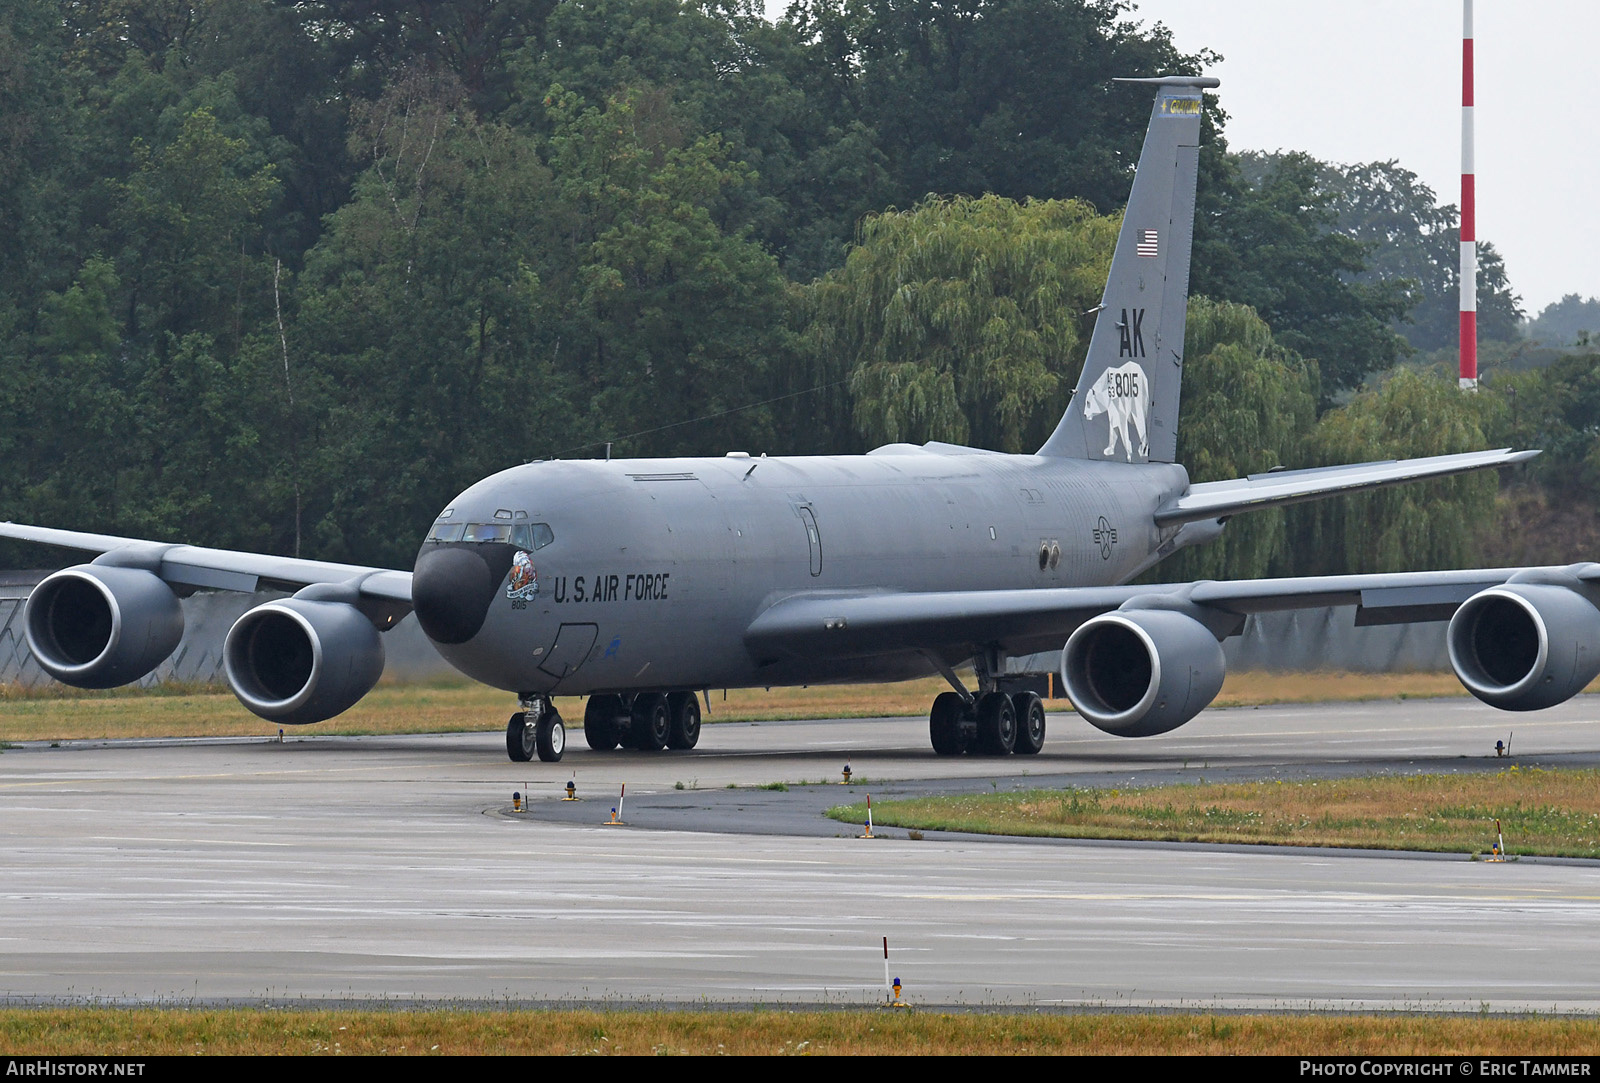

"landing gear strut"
[507,696,565,763]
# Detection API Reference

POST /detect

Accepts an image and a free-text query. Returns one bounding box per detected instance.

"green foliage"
[1160,298,1316,580]
[1525,295,1600,349]
[1485,350,1600,495]
[541,84,788,457]
[2,259,131,528]
[0,0,1554,581]
[1310,157,1521,351]
[1293,368,1500,573]
[798,194,1114,452]
[1194,151,1412,405]
[119,106,279,342]
[839,0,1213,214]
[294,71,569,565]
[513,0,894,279]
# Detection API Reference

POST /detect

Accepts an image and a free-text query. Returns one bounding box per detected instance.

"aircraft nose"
[411,546,498,644]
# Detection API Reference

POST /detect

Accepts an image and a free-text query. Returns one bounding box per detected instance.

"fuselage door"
[798,506,822,577]
[538,622,599,680]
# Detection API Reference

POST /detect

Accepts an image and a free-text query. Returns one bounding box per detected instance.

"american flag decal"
[1136,229,1159,257]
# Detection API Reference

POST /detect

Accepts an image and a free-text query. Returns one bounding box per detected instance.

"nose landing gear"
[507,696,566,762]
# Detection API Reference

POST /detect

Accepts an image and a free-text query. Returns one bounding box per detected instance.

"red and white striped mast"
[1459,0,1478,390]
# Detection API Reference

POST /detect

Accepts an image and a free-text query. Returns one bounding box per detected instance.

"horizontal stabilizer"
[1153,448,1538,526]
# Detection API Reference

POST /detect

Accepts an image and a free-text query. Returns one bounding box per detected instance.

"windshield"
[428,520,554,550]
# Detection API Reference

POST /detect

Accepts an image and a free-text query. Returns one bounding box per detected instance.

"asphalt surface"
[3,696,1600,1011]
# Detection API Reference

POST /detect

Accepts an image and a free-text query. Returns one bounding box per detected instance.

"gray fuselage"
[420,445,1190,696]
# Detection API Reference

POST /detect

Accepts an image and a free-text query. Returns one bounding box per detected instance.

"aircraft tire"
[584,695,624,751]
[929,692,970,755]
[667,692,701,750]
[975,692,1017,755]
[536,709,565,762]
[1012,692,1046,755]
[506,712,535,762]
[629,693,671,751]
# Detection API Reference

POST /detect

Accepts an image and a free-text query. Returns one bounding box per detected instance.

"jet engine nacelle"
[23,565,183,689]
[1060,608,1226,737]
[1447,580,1600,711]
[224,598,384,725]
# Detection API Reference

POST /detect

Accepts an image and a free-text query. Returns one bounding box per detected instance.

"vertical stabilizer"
[1038,75,1215,462]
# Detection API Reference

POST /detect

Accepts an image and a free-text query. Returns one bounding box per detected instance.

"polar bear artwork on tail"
[1081,361,1151,461]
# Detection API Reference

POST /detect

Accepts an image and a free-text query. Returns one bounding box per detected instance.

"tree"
[1525,295,1600,348]
[840,0,1213,214]
[118,105,279,345]
[293,70,569,565]
[795,194,1116,453]
[1193,151,1412,406]
[1159,297,1316,581]
[1486,349,1600,495]
[512,0,895,279]
[288,0,558,112]
[1311,158,1521,351]
[1291,367,1500,574]
[0,258,131,533]
[540,84,789,457]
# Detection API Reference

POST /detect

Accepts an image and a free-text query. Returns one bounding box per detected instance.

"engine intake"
[1448,582,1600,711]
[224,599,384,725]
[24,565,183,688]
[1061,608,1226,737]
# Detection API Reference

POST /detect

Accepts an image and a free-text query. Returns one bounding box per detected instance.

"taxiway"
[2,697,1598,1010]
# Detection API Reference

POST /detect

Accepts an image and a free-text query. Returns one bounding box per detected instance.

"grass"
[0,669,1511,743]
[1,1008,1599,1055]
[829,767,1600,858]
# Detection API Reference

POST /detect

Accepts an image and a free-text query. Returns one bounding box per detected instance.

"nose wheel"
[507,701,565,762]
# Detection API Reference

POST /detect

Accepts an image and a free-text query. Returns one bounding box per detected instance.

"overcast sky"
[763,1,1594,316]
[1130,0,1594,316]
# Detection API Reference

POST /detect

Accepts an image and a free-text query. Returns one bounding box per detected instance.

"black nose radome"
[412,546,502,644]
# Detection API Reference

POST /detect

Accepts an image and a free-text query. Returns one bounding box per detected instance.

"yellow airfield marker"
[603,783,627,825]
[882,938,908,1007]
[1486,817,1507,862]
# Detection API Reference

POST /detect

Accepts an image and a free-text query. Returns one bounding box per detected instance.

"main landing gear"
[925,653,1047,757]
[579,692,701,753]
[507,696,566,763]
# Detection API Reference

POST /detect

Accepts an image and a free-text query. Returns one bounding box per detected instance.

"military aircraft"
[1,76,1565,765]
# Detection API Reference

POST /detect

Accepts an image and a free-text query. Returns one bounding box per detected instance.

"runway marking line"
[0,762,490,788]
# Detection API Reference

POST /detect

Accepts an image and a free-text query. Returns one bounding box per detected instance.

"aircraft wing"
[1154,448,1539,526]
[743,565,1570,661]
[0,523,412,603]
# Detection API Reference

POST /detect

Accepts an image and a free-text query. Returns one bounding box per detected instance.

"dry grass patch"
[1214,670,1472,705]
[1,1008,1599,1055]
[832,767,1600,857]
[1,670,1572,744]
[0,678,960,742]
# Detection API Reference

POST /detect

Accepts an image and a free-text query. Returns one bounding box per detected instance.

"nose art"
[411,547,498,644]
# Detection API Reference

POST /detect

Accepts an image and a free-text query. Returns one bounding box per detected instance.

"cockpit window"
[430,520,554,548]
[462,522,514,543]
[511,522,555,551]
